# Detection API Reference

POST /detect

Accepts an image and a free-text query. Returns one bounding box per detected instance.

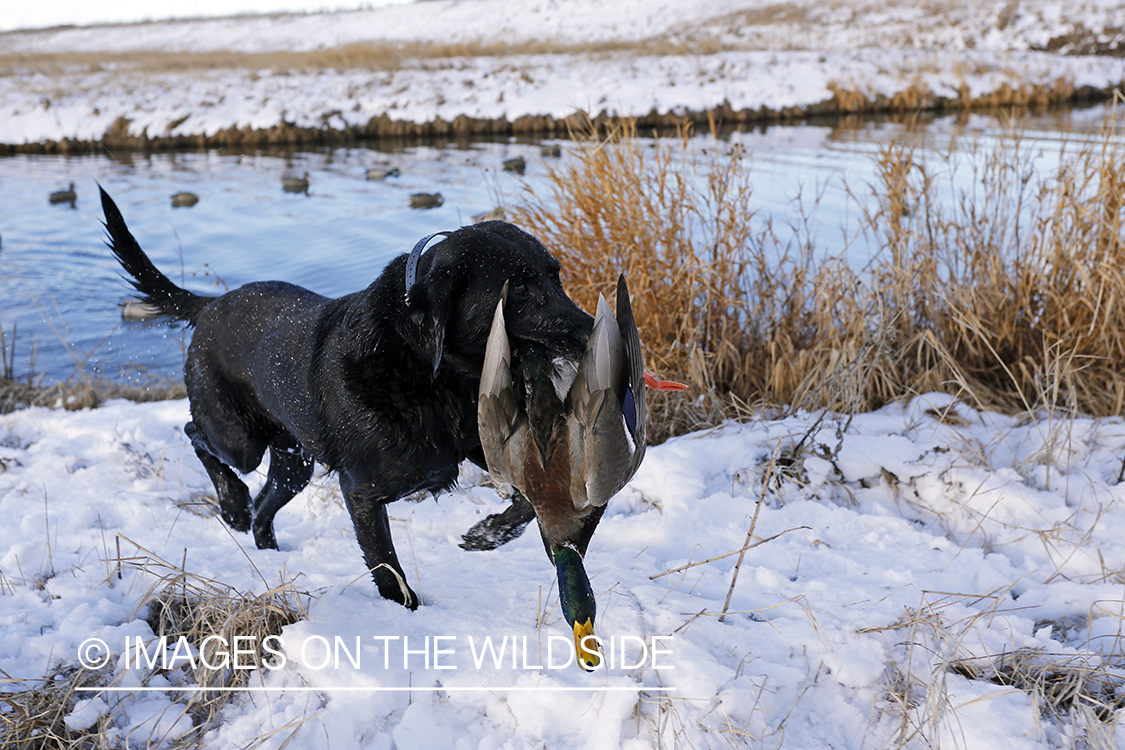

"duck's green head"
[554,545,600,671]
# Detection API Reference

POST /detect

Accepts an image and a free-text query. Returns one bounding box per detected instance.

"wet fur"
[100,187,592,609]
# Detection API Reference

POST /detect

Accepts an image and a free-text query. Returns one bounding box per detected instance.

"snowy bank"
[2,394,1124,747]
[2,0,1125,150]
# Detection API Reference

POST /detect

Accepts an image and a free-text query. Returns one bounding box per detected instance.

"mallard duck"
[478,274,684,670]
[502,156,526,175]
[282,172,309,194]
[171,191,199,208]
[409,192,443,209]
[49,182,76,206]
[540,144,562,158]
[365,166,400,181]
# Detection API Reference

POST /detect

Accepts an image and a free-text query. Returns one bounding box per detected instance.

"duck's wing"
[616,274,647,455]
[569,275,647,508]
[478,295,526,491]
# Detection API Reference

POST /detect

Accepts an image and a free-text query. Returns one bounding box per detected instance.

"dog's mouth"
[523,317,594,364]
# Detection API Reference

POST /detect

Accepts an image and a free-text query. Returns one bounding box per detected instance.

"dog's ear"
[397,262,455,377]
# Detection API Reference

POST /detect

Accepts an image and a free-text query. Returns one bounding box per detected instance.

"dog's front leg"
[340,473,420,610]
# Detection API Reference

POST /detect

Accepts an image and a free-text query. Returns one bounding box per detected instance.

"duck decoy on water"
[471,206,506,223]
[502,156,526,175]
[282,172,309,194]
[365,166,400,181]
[171,191,199,208]
[409,192,443,209]
[478,274,685,670]
[119,297,168,321]
[49,182,76,207]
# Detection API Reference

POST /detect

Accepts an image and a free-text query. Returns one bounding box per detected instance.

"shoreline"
[2,76,1118,156]
[4,0,1124,153]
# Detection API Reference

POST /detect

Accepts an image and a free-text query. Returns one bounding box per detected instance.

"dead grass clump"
[133,560,309,746]
[510,108,1125,441]
[126,542,310,710]
[0,541,310,749]
[952,649,1125,726]
[868,109,1125,419]
[510,118,912,439]
[0,661,117,750]
[0,374,186,415]
[864,589,1125,748]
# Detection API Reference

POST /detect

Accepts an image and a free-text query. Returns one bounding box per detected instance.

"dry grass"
[0,540,310,749]
[510,105,1125,441]
[0,661,118,750]
[0,374,186,415]
[511,119,768,441]
[0,37,736,78]
[4,0,1119,79]
[0,320,185,415]
[861,586,1125,749]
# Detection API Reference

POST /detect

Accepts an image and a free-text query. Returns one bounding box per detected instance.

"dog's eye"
[511,283,529,299]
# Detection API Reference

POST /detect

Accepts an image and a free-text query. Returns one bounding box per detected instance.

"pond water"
[0,106,1114,387]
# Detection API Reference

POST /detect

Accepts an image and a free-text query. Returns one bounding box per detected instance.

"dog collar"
[405,231,452,302]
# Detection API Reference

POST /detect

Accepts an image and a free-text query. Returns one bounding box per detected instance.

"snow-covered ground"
[4,1,1125,747]
[3,393,1124,747]
[2,0,1125,147]
[1,0,412,33]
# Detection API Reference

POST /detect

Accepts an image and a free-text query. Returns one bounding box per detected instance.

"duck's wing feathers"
[570,275,647,508]
[478,295,526,491]
[615,274,647,453]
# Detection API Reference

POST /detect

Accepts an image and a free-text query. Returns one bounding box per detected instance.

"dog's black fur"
[100,187,591,609]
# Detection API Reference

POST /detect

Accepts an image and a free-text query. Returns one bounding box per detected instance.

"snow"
[2,0,1125,147]
[4,0,1125,746]
[3,393,1125,747]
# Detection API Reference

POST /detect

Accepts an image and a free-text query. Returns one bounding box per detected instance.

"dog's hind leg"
[185,421,252,533]
[251,434,315,550]
[340,473,420,610]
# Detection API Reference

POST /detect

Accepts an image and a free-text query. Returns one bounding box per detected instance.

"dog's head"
[397,221,593,378]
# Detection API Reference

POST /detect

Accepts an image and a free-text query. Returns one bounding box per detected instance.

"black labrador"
[100,188,591,609]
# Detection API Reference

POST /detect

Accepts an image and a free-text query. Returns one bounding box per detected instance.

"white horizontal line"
[77,685,675,693]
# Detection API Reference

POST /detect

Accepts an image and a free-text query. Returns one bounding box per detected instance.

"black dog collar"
[405,231,452,302]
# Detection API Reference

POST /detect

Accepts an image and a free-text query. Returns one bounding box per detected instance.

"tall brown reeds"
[511,108,1125,441]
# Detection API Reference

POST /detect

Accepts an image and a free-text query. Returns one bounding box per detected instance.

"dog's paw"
[219,499,252,533]
[253,521,278,550]
[373,570,420,610]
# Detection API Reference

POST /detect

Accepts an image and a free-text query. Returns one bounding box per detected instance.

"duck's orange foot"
[644,372,689,391]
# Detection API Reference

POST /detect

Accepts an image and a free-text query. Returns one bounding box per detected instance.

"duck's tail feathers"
[100,185,212,326]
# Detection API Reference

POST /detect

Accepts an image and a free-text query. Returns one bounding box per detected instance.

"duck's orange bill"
[644,372,689,391]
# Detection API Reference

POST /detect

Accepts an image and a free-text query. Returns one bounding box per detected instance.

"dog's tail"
[100,186,212,326]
